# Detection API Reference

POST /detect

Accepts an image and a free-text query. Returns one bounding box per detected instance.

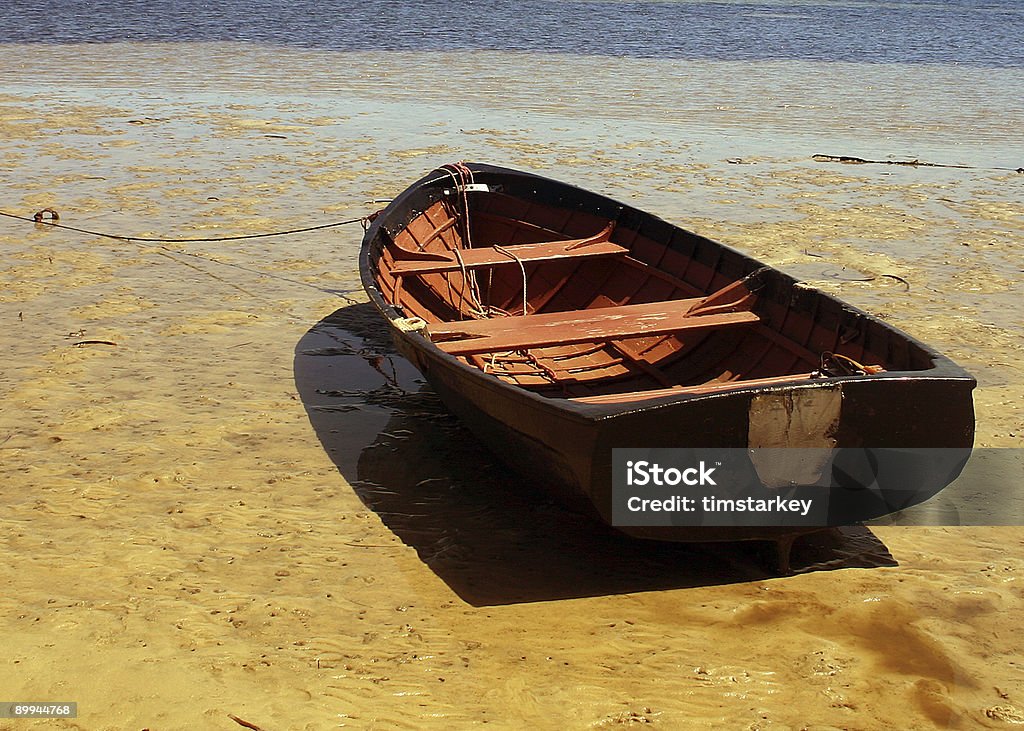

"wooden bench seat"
[429,298,760,356]
[390,222,623,276]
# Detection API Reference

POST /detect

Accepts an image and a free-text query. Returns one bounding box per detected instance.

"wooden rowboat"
[359,163,975,549]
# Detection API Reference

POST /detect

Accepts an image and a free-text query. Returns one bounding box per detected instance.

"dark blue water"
[4,0,1022,67]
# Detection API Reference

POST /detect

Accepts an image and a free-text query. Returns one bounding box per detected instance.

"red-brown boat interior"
[373,191,934,402]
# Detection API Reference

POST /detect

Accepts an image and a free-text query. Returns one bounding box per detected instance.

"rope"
[438,162,491,319]
[434,163,553,387]
[493,244,529,316]
[452,246,473,319]
[0,207,373,306]
[0,209,369,243]
[816,351,883,377]
[521,350,562,386]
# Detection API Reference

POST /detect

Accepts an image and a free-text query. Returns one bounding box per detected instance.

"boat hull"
[360,163,976,541]
[391,327,973,541]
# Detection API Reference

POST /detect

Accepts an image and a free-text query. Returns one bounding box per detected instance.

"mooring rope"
[0,208,370,243]
[0,206,376,305]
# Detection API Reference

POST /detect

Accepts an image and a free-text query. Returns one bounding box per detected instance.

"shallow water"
[1,5,1023,729]
[5,0,1024,67]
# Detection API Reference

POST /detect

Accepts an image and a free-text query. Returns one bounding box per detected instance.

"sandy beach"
[1,66,1023,730]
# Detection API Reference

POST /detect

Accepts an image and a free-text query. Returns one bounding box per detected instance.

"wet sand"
[1,87,1023,730]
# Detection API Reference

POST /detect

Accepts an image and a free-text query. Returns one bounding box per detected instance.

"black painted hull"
[360,163,976,540]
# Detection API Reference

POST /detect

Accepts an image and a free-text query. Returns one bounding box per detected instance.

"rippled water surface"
[2,0,1022,171]
[5,0,1024,67]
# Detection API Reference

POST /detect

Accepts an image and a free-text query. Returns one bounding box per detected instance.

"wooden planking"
[570,363,884,404]
[569,372,823,404]
[622,256,703,297]
[390,223,623,275]
[429,300,760,356]
[391,240,627,276]
[473,199,598,241]
[608,339,678,387]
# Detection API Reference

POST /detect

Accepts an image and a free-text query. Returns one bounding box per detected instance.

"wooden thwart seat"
[390,222,622,276]
[429,298,760,356]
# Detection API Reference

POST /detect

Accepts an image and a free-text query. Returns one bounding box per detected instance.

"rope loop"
[815,351,883,377]
[393,316,428,333]
[493,244,529,316]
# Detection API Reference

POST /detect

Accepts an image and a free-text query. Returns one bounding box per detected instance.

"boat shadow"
[294,303,897,606]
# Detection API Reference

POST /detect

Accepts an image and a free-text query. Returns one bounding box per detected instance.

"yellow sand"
[1,94,1022,731]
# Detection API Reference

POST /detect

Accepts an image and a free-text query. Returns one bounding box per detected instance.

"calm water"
[4,0,1024,67]
[3,1,1022,170]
